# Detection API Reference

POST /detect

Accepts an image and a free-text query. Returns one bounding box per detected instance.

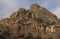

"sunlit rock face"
[30,4,58,24]
[0,3,60,39]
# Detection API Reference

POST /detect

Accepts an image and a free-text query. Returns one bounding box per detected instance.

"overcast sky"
[0,0,60,19]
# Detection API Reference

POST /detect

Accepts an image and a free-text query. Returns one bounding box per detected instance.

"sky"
[0,0,60,19]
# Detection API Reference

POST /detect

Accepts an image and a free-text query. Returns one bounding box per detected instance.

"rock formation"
[0,4,60,39]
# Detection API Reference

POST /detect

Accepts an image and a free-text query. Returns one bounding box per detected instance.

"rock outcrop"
[0,4,60,39]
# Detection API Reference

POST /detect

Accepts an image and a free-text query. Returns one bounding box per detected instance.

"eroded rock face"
[0,4,60,39]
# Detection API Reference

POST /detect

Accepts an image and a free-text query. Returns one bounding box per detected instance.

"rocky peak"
[30,3,41,9]
[10,8,26,18]
[30,4,58,24]
[0,3,60,39]
[0,3,58,25]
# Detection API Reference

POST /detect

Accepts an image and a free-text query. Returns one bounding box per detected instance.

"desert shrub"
[24,33,33,39]
[58,34,60,39]
[48,37,53,39]
[0,25,11,39]
[0,30,10,39]
[37,35,42,39]
[18,34,25,38]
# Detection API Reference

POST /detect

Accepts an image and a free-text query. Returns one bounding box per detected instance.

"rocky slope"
[0,4,60,39]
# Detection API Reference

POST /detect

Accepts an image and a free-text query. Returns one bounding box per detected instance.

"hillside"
[0,4,60,39]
